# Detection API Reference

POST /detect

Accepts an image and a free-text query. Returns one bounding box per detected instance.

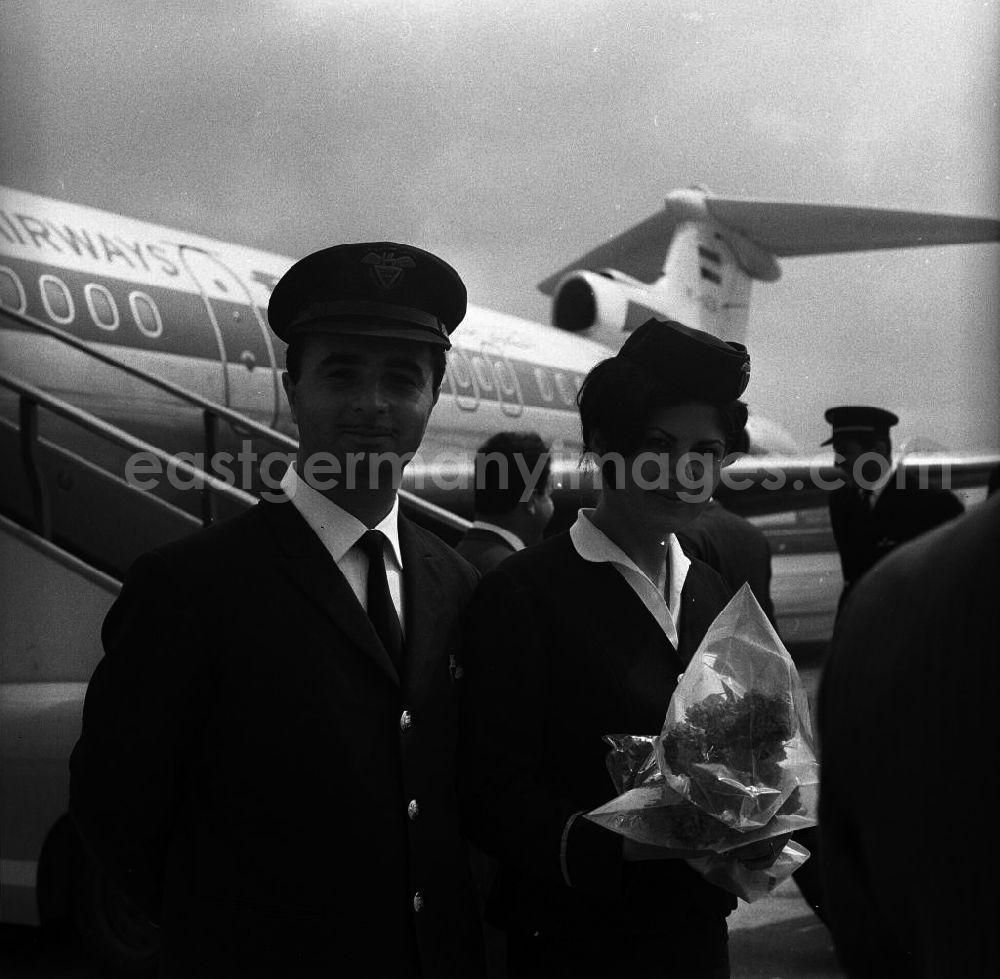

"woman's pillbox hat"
[617,318,751,402]
[821,406,899,446]
[267,242,467,349]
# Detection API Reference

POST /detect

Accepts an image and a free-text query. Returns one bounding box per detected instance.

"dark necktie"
[357,529,403,670]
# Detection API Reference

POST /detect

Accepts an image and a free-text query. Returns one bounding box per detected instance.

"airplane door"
[177,246,280,425]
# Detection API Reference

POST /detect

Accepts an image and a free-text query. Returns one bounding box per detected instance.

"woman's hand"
[729,833,792,870]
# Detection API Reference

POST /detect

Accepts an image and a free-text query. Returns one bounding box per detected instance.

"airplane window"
[0,266,26,313]
[85,283,119,331]
[534,367,555,403]
[39,274,75,324]
[445,348,479,411]
[449,349,474,392]
[471,355,494,392]
[129,291,163,338]
[554,371,575,406]
[497,362,515,396]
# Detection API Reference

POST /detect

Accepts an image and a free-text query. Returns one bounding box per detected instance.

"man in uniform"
[823,405,963,597]
[455,431,554,575]
[70,243,486,977]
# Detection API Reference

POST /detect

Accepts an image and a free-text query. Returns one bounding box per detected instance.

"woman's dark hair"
[284,338,448,392]
[577,356,749,457]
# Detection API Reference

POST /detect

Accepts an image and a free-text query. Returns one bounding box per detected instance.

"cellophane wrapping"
[586,585,820,901]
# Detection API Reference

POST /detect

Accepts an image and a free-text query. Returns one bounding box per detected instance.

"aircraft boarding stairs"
[0,306,470,583]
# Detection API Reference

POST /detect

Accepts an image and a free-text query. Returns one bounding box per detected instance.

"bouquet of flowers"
[586,584,819,901]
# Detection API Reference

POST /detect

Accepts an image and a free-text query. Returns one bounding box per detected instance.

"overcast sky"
[2,0,997,452]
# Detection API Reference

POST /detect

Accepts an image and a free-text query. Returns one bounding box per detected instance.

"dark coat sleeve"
[69,552,219,919]
[829,487,878,586]
[454,536,515,577]
[459,568,627,904]
[819,498,999,978]
[909,486,964,535]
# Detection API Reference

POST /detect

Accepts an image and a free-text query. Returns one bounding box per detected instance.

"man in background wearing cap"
[70,243,486,977]
[823,405,963,598]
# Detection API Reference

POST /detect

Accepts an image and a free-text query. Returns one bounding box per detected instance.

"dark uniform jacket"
[819,494,1000,978]
[69,500,485,978]
[454,526,517,576]
[459,532,737,973]
[828,474,963,593]
[677,500,777,626]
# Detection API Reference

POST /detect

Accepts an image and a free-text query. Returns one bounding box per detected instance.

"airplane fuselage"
[0,186,611,472]
[1,185,807,496]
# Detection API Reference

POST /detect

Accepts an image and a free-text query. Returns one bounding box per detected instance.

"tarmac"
[729,878,844,978]
[721,658,845,978]
[0,888,846,979]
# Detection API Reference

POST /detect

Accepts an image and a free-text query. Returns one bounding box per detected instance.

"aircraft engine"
[550,270,671,350]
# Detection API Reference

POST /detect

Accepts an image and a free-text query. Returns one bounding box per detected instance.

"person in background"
[70,242,485,978]
[456,431,554,575]
[819,493,999,977]
[460,319,786,979]
[823,405,963,599]
[457,431,554,976]
[675,430,776,627]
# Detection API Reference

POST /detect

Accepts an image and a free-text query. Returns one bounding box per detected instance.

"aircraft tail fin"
[655,219,755,343]
[538,187,775,345]
[537,188,1000,348]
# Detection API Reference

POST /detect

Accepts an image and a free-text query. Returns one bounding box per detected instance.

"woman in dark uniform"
[459,319,785,978]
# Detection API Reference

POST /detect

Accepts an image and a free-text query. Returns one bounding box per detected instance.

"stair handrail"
[1,307,471,532]
[1,305,297,449]
[1,369,258,537]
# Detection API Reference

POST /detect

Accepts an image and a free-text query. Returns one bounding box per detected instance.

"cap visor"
[296,320,451,348]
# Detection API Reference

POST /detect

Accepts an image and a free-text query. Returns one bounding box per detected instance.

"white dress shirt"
[280,466,405,634]
[569,508,691,648]
[469,519,526,552]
